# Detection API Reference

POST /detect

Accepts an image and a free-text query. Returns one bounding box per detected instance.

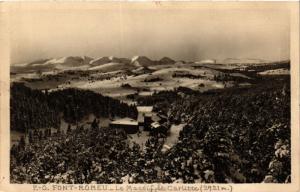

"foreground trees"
[10,75,290,183]
[10,83,60,132]
[168,78,290,183]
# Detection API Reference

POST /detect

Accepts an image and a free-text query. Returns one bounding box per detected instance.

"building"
[137,106,153,131]
[150,122,169,135]
[137,106,153,117]
[144,114,152,131]
[109,105,169,135]
[109,118,139,134]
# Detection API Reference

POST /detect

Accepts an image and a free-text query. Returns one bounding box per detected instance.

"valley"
[10,56,291,184]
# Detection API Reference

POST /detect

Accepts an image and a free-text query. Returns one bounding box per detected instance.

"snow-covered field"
[162,123,186,152]
[24,64,228,101]
[258,68,290,75]
[11,56,289,103]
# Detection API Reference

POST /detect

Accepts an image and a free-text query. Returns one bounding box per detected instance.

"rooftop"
[137,106,153,113]
[110,118,138,126]
[151,122,161,129]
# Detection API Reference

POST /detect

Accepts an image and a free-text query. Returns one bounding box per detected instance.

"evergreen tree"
[38,130,43,141]
[91,118,99,130]
[28,131,33,143]
[19,136,25,151]
[67,124,72,134]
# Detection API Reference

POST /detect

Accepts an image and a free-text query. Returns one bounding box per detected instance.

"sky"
[9,2,291,64]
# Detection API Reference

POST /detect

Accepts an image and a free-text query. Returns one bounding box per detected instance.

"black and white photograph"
[0,2,299,189]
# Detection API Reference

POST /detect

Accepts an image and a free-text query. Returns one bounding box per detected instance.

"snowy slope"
[89,57,111,66]
[131,56,156,67]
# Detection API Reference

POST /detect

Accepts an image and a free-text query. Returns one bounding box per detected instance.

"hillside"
[10,73,290,183]
[11,57,289,106]
[10,82,138,132]
[165,77,290,183]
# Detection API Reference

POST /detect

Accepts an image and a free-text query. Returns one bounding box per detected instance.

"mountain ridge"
[11,56,284,74]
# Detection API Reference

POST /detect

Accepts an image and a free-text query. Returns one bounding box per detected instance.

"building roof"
[137,106,153,113]
[145,113,152,118]
[110,118,138,126]
[151,122,161,129]
[152,114,161,122]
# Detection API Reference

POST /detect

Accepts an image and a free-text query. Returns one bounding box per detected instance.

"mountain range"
[12,56,177,73]
[11,55,273,74]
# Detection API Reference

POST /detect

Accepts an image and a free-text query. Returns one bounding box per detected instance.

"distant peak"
[195,59,216,64]
[160,56,173,60]
[222,58,269,64]
[159,57,175,64]
[131,56,152,62]
[131,56,140,62]
[89,56,111,66]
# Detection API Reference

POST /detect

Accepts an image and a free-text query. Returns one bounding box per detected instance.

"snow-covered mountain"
[158,57,175,65]
[11,55,275,75]
[221,58,268,64]
[131,56,156,67]
[89,57,111,66]
[11,56,93,73]
[109,56,131,64]
[195,59,216,64]
[45,56,93,67]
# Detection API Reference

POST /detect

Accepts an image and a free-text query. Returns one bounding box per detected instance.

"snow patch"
[258,68,290,75]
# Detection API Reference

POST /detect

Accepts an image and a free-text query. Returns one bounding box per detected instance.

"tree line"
[10,82,138,132]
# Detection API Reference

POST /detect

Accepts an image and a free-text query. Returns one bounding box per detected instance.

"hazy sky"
[10,3,291,64]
